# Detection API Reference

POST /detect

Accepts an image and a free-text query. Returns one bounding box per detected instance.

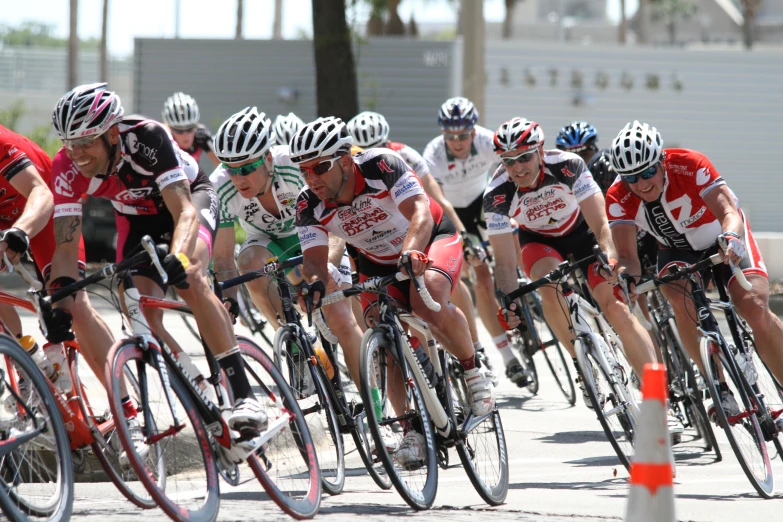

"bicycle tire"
[273,326,345,495]
[359,328,438,510]
[536,320,576,405]
[68,348,157,508]
[442,351,508,505]
[576,334,636,470]
[749,348,783,458]
[349,407,393,490]
[0,334,73,522]
[107,339,220,522]
[700,337,773,498]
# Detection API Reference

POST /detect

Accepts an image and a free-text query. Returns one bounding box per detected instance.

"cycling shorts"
[238,233,301,263]
[454,192,486,240]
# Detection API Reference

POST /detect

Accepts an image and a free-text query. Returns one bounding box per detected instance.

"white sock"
[492,334,517,365]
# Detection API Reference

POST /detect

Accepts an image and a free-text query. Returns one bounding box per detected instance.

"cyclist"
[486,118,658,406]
[347,110,500,384]
[291,116,495,466]
[606,120,783,424]
[50,83,268,450]
[422,97,530,387]
[209,107,361,383]
[162,92,220,167]
[272,112,305,147]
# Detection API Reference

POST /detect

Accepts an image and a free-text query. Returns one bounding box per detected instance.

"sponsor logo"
[609,203,625,217]
[126,133,158,165]
[377,159,394,174]
[561,166,575,178]
[487,221,506,229]
[8,147,17,155]
[116,187,154,202]
[491,213,505,222]
[244,201,261,220]
[446,256,459,273]
[300,231,318,242]
[447,164,456,170]
[493,194,506,206]
[525,198,567,222]
[696,167,711,186]
[393,180,418,198]
[668,164,691,176]
[647,203,689,249]
[680,206,706,227]
[296,199,309,218]
[340,207,391,236]
[522,188,556,207]
[620,191,632,204]
[390,235,404,246]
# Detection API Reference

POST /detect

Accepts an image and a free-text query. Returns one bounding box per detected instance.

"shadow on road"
[509,478,627,492]
[535,430,609,444]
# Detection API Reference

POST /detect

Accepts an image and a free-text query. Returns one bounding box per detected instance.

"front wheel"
[535,319,576,405]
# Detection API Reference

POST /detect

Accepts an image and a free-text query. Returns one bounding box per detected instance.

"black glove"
[42,307,75,343]
[162,253,189,289]
[2,228,29,255]
[224,297,239,324]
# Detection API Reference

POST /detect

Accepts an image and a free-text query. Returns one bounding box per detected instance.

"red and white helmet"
[493,118,545,154]
[52,83,124,140]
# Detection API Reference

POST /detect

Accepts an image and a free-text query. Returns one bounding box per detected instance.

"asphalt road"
[8,289,783,522]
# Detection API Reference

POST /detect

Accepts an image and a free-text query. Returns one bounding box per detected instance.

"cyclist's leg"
[0,304,21,337]
[117,274,185,355]
[453,277,480,341]
[235,239,285,328]
[321,253,363,387]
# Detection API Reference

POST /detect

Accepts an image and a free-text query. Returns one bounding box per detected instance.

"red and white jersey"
[0,124,53,224]
[386,141,429,179]
[605,148,733,252]
[295,148,446,265]
[483,150,600,238]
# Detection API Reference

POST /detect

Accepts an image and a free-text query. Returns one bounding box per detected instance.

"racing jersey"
[483,150,600,238]
[295,148,445,265]
[211,145,304,239]
[0,124,53,224]
[605,148,734,252]
[181,123,214,162]
[52,116,209,220]
[386,141,429,179]
[422,125,497,208]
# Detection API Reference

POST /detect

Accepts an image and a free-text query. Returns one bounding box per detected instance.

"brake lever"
[301,285,314,327]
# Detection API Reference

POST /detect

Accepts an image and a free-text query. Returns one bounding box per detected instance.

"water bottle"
[410,337,438,388]
[43,343,72,394]
[19,336,56,382]
[315,346,335,380]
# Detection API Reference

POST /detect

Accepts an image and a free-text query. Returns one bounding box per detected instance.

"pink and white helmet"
[493,118,545,154]
[52,83,124,141]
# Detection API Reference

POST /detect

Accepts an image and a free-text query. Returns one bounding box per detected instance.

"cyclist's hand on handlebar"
[460,232,487,267]
[42,308,75,343]
[614,272,638,305]
[718,232,745,266]
[398,250,432,278]
[497,302,522,330]
[163,253,190,289]
[298,279,326,311]
[0,228,29,267]
[223,297,239,324]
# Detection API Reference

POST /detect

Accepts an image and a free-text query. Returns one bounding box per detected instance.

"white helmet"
[289,117,354,164]
[610,121,664,176]
[213,107,273,163]
[162,92,200,129]
[346,111,390,148]
[272,113,305,146]
[493,118,545,153]
[52,83,124,140]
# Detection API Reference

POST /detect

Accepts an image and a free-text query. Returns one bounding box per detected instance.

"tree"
[312,0,359,120]
[68,0,78,89]
[502,0,521,39]
[0,22,98,49]
[273,0,283,39]
[235,0,243,39]
[651,0,696,45]
[619,0,627,44]
[100,0,109,82]
[741,0,761,50]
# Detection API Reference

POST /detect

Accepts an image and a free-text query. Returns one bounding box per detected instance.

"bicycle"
[499,247,642,470]
[320,258,509,510]
[214,255,393,492]
[40,237,321,521]
[0,327,73,522]
[635,251,783,497]
[1,258,156,511]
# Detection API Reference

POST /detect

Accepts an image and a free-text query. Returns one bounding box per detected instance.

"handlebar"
[4,253,42,292]
[634,252,751,294]
[319,271,441,312]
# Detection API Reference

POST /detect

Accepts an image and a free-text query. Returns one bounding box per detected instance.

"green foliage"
[650,0,697,21]
[0,100,62,158]
[0,21,99,50]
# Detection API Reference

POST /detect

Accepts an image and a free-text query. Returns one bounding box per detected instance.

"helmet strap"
[327,156,350,204]
[257,164,274,196]
[100,132,120,177]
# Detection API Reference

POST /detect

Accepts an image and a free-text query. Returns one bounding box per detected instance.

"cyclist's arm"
[161,180,199,259]
[419,172,466,231]
[612,223,642,278]
[327,235,346,267]
[703,185,743,238]
[488,232,518,295]
[302,244,331,286]
[579,191,618,262]
[398,194,434,255]
[212,224,239,301]
[50,215,82,309]
[8,166,53,238]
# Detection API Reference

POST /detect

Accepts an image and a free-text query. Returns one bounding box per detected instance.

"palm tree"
[502,0,520,39]
[235,0,243,39]
[741,0,761,49]
[312,0,358,119]
[651,0,696,45]
[100,0,109,82]
[68,0,78,89]
[619,0,627,44]
[273,0,283,39]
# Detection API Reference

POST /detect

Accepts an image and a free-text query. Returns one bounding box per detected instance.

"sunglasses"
[63,135,101,151]
[501,149,537,167]
[300,156,341,176]
[223,157,265,177]
[622,162,659,184]
[171,126,197,135]
[444,132,472,142]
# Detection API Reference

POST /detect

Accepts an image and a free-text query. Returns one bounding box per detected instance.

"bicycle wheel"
[237,336,321,519]
[0,335,73,522]
[68,348,157,508]
[273,326,344,495]
[536,320,576,405]
[576,334,636,470]
[442,351,508,505]
[750,348,783,458]
[700,337,773,498]
[359,328,438,510]
[107,339,220,522]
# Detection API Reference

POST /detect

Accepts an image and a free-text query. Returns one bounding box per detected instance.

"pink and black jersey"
[483,149,600,238]
[182,123,214,162]
[51,116,209,219]
[295,148,449,265]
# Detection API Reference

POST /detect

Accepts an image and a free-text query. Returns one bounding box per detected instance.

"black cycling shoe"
[505,359,533,388]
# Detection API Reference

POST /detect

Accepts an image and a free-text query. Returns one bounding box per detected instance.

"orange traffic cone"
[624,363,675,522]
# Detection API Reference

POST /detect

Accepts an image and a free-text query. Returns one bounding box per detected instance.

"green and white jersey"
[210,145,304,240]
